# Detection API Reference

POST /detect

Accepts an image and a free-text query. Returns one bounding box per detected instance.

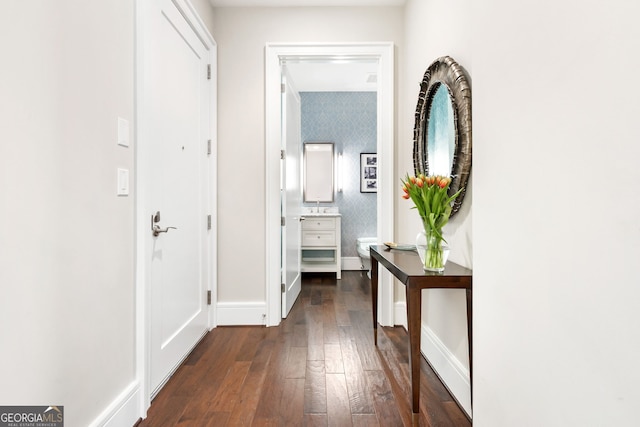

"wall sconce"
[337,153,343,193]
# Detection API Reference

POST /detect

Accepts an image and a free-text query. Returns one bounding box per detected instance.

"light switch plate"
[117,168,129,196]
[118,117,129,147]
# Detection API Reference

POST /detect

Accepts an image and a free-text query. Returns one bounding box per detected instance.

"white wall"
[399,0,473,414]
[191,0,216,32]
[211,7,403,307]
[0,1,136,426]
[473,0,640,425]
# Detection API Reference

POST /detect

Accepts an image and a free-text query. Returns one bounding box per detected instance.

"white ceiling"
[209,0,404,6]
[285,60,378,92]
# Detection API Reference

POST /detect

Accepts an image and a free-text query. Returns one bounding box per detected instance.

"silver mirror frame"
[413,56,472,217]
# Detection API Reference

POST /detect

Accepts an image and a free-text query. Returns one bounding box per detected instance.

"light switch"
[117,168,129,196]
[118,117,129,147]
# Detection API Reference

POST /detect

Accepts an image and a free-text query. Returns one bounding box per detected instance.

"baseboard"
[421,324,472,418]
[394,301,407,329]
[89,380,140,427]
[216,301,267,325]
[341,256,364,271]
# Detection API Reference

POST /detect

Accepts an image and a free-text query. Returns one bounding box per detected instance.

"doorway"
[265,43,395,327]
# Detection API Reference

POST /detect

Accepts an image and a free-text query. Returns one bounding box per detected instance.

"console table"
[369,245,472,415]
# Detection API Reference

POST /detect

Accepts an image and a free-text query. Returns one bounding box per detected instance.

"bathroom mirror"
[304,142,334,203]
[413,56,472,217]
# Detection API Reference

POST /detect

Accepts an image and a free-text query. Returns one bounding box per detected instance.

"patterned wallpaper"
[300,92,377,257]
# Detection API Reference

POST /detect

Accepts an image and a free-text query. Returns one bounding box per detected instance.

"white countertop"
[301,213,341,217]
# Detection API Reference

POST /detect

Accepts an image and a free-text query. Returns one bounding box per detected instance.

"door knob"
[151,211,177,236]
[153,224,177,237]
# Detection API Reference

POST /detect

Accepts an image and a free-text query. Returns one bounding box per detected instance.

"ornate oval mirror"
[413,56,472,217]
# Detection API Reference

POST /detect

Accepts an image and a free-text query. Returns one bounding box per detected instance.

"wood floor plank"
[306,306,325,349]
[351,414,380,427]
[365,370,405,427]
[354,337,382,371]
[326,373,352,426]
[293,323,309,347]
[225,329,279,426]
[304,360,327,414]
[224,366,266,426]
[322,297,340,344]
[376,348,422,427]
[286,346,308,379]
[303,413,328,426]
[202,412,230,426]
[235,326,269,362]
[307,344,325,361]
[339,333,375,415]
[144,396,190,427]
[334,298,351,326]
[324,343,344,374]
[210,361,251,411]
[279,378,306,425]
[252,330,289,423]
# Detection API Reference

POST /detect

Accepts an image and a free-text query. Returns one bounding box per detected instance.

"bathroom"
[288,61,378,274]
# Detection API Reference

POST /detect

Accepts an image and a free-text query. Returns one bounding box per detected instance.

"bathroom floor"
[139,271,470,426]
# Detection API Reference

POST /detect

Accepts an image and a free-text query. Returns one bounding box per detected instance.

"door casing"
[135,0,217,416]
[265,43,395,327]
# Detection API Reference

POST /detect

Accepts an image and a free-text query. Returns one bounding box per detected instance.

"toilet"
[356,237,377,276]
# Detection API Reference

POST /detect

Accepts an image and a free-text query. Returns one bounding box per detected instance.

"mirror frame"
[413,56,472,217]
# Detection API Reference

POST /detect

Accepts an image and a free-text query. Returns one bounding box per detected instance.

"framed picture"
[360,153,377,193]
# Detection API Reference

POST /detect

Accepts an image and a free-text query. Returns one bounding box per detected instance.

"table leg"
[371,257,379,345]
[466,287,472,408]
[406,283,421,414]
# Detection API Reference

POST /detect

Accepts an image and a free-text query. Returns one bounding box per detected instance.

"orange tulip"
[416,178,423,188]
[402,193,410,199]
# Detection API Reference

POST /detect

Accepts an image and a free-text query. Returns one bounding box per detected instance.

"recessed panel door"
[145,0,210,395]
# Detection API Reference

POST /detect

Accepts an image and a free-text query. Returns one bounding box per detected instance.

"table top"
[370,245,472,289]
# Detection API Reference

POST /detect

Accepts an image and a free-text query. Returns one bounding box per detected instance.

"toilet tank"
[356,237,377,253]
[356,237,377,245]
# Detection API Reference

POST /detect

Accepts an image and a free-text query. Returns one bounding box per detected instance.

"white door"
[143,0,211,395]
[281,68,302,318]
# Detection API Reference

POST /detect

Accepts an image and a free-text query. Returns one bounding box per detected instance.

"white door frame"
[265,43,395,327]
[135,0,217,416]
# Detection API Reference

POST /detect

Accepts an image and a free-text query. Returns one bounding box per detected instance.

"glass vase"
[416,229,449,272]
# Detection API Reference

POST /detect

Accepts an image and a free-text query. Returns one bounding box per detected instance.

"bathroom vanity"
[300,214,341,279]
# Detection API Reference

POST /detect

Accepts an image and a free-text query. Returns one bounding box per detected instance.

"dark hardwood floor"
[138,271,471,426]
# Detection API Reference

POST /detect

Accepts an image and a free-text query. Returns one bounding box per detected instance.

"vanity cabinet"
[300,215,341,279]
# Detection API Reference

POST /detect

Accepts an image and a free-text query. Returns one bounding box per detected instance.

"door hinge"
[281,83,285,93]
[207,214,212,230]
[207,64,211,80]
[207,290,212,305]
[207,139,212,155]
[281,283,285,293]
[281,216,285,226]
[281,149,285,160]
